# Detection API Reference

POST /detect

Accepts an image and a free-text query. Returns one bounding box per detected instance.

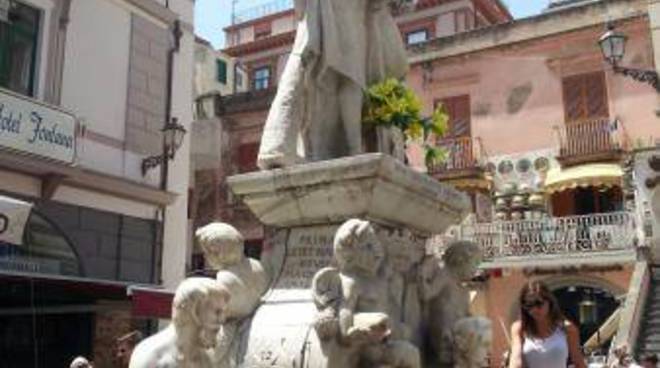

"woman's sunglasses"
[523,299,547,310]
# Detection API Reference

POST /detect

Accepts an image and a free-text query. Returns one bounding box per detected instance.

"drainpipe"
[152,13,182,284]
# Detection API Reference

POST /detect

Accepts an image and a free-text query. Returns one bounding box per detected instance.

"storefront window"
[0,210,82,277]
[0,0,40,96]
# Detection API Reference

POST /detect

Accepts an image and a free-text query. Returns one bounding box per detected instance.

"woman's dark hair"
[518,280,565,337]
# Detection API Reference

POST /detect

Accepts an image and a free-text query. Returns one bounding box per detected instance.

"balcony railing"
[555,118,629,166]
[217,88,276,115]
[427,136,485,176]
[449,211,637,260]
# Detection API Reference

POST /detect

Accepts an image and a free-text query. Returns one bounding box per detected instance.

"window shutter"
[562,71,609,123]
[216,59,227,84]
[585,72,609,119]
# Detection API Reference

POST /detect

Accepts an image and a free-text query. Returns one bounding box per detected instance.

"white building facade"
[0,0,194,366]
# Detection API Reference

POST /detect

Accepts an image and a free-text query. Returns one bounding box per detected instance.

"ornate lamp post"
[599,23,660,92]
[141,118,187,176]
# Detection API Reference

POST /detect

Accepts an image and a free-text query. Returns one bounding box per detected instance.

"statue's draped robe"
[257,0,408,168]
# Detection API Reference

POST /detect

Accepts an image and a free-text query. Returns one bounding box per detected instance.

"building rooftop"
[407,0,645,64]
[231,0,293,25]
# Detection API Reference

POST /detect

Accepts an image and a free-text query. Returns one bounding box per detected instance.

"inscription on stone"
[276,226,337,289]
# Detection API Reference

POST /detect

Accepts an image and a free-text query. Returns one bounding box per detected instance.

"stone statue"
[128,278,230,368]
[69,356,93,368]
[452,317,492,368]
[257,0,408,169]
[311,219,421,368]
[418,241,482,367]
[383,229,425,346]
[196,222,270,319]
[195,222,270,366]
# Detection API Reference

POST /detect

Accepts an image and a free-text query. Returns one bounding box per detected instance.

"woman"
[508,281,586,368]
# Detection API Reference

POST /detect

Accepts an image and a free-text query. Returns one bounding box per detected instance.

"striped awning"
[544,163,623,193]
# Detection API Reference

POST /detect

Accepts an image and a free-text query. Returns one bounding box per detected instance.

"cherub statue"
[195,222,270,366]
[196,222,269,319]
[129,277,230,368]
[311,219,420,368]
[452,317,492,368]
[418,241,482,367]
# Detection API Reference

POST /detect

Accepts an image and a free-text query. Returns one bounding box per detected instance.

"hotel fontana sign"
[0,88,76,164]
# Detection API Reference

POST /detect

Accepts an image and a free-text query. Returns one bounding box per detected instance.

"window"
[235,71,243,88]
[0,0,40,96]
[216,59,227,84]
[562,71,609,123]
[253,66,270,91]
[434,95,472,170]
[406,29,428,45]
[435,95,471,138]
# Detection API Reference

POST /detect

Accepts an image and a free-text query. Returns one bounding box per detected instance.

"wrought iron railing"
[428,136,485,174]
[450,211,637,260]
[556,118,629,159]
[217,88,276,115]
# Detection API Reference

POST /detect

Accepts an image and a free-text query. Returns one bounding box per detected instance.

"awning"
[544,163,623,193]
[128,285,174,319]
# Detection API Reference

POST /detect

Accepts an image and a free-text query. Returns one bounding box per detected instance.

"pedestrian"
[69,356,93,368]
[640,354,658,368]
[508,280,587,368]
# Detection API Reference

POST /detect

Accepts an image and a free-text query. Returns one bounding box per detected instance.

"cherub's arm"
[338,276,359,338]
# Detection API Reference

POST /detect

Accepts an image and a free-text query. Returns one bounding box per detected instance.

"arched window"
[0,210,82,277]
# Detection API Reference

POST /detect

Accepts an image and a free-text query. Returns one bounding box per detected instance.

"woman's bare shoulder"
[511,320,523,334]
[563,320,579,335]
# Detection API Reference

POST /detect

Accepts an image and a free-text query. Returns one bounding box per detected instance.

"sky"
[194,0,552,50]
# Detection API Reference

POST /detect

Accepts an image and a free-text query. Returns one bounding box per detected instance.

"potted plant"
[362,78,448,167]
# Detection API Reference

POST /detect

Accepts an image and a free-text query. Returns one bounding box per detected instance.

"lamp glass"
[161,118,187,157]
[579,299,597,325]
[599,29,627,65]
[173,124,186,151]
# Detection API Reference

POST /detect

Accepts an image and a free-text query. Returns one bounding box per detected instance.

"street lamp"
[141,117,187,176]
[598,23,660,92]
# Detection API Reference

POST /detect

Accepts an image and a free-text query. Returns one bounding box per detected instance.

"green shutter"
[216,59,227,84]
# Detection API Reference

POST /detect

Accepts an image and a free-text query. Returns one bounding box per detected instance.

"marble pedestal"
[226,153,471,367]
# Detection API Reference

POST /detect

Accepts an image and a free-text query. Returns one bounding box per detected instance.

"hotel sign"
[0,88,76,164]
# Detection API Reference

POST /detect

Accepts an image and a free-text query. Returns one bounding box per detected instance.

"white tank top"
[522,327,569,368]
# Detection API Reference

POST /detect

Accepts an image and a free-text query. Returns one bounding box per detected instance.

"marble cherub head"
[333,219,385,276]
[196,222,245,270]
[443,240,482,281]
[452,317,493,368]
[172,277,230,349]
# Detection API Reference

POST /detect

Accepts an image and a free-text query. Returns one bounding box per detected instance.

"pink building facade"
[408,1,660,365]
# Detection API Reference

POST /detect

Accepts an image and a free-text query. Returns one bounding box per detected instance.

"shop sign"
[0,256,61,274]
[0,88,76,164]
[0,195,32,245]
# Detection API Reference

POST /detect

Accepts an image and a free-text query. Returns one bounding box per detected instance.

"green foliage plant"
[362,78,448,167]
